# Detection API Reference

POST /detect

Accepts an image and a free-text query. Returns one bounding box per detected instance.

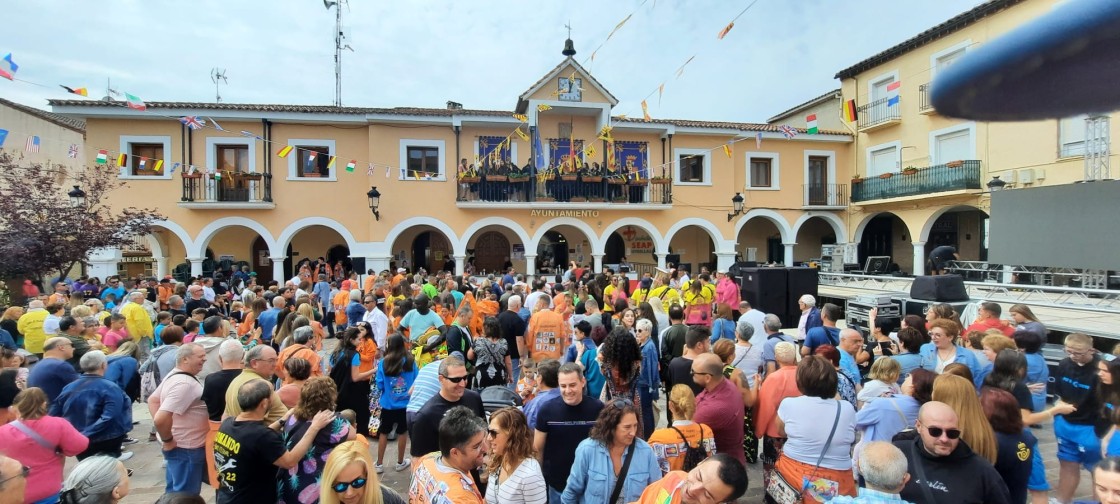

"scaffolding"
[1084,115,1111,181]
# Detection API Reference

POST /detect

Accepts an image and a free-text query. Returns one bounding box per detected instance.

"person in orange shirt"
[46,282,70,307]
[390,268,407,290]
[332,287,351,330]
[527,296,567,362]
[239,298,266,338]
[363,269,376,296]
[632,453,748,504]
[408,406,486,503]
[276,326,323,383]
[648,385,716,474]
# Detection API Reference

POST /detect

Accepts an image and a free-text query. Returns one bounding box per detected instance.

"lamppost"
[986,175,1007,191]
[367,186,381,221]
[67,185,86,208]
[727,192,744,222]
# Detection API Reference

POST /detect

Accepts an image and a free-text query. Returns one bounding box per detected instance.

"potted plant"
[182,171,202,179]
[607,176,627,185]
[536,195,556,202]
[946,160,964,168]
[879,172,893,179]
[901,166,919,175]
[589,195,606,202]
[850,175,863,184]
[486,173,508,182]
[301,172,321,179]
[569,196,588,202]
[650,176,671,185]
[611,194,629,202]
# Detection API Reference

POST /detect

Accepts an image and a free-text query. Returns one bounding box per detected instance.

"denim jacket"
[561,438,661,504]
[918,342,984,388]
[637,338,660,399]
[49,374,133,442]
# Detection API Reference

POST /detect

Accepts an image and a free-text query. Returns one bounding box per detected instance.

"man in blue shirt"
[257,297,285,343]
[838,328,865,386]
[830,441,913,504]
[99,277,126,304]
[802,303,842,357]
[27,337,79,403]
[51,350,133,460]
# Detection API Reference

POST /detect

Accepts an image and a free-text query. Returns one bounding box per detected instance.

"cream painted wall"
[793,218,837,262]
[769,98,846,132]
[0,104,85,171]
[667,226,716,270]
[524,62,613,105]
[203,227,256,262]
[289,226,350,259]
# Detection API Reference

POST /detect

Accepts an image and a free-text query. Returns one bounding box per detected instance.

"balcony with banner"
[857,97,902,132]
[851,160,982,203]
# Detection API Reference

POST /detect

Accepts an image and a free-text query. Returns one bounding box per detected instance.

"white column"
[592,254,604,273]
[783,243,796,267]
[454,255,466,276]
[187,257,205,277]
[524,254,537,277]
[912,242,927,276]
[270,256,287,283]
[656,254,667,270]
[87,247,123,280]
[715,253,736,273]
[368,256,391,275]
[155,257,169,278]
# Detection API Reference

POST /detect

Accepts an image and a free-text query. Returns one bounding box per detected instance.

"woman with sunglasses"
[562,399,661,504]
[486,407,546,504]
[320,440,406,504]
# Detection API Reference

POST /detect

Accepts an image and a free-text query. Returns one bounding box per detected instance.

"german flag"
[842,99,858,123]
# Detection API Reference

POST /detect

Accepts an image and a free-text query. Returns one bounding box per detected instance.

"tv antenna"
[211,68,228,103]
[324,0,353,107]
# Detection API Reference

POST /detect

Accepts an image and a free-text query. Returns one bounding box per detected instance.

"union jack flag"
[25,135,39,153]
[179,116,205,130]
[68,144,78,158]
[779,125,798,140]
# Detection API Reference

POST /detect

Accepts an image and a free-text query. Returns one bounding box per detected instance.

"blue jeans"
[164,446,205,494]
[548,486,563,504]
[509,358,521,391]
[639,386,655,439]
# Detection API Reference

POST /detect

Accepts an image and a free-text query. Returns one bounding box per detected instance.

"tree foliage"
[0,152,165,282]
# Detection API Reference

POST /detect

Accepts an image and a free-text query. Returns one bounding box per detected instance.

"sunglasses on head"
[442,374,468,383]
[926,426,962,439]
[332,477,367,493]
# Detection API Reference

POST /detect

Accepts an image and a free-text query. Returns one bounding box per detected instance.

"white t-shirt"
[730,342,764,387]
[777,396,857,470]
[485,457,547,504]
[737,309,767,346]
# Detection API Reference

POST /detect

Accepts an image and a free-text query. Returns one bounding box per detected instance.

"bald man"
[691,353,746,465]
[893,401,1010,504]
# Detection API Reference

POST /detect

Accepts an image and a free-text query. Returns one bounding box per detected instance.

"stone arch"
[383,216,460,257]
[792,212,847,243]
[529,218,602,258]
[598,217,666,257]
[149,220,196,256]
[276,216,359,253]
[853,211,912,244]
[459,217,532,258]
[661,218,725,255]
[191,217,277,259]
[918,204,988,243]
[732,209,793,244]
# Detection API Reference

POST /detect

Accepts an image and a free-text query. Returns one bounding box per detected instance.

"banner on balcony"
[478,136,510,168]
[614,141,649,179]
[547,138,583,172]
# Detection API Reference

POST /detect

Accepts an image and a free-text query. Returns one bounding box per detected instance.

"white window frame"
[673,148,711,186]
[745,151,780,190]
[118,135,172,180]
[866,140,901,177]
[928,122,976,165]
[471,139,520,166]
[205,137,257,174]
[284,139,337,181]
[399,139,446,181]
[1059,114,1088,158]
[867,70,900,103]
[930,40,972,79]
[802,149,836,186]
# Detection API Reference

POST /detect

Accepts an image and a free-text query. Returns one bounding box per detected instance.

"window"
[217,145,249,173]
[298,147,330,177]
[871,77,893,102]
[285,139,336,180]
[672,148,711,185]
[680,155,704,182]
[934,129,970,164]
[746,152,779,190]
[935,48,965,73]
[1060,114,1087,157]
[130,143,163,177]
[409,147,440,176]
[398,139,446,180]
[869,146,898,176]
[930,40,971,79]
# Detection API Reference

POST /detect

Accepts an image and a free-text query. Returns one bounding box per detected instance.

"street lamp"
[986,175,1007,191]
[366,186,381,221]
[67,185,86,208]
[727,192,744,222]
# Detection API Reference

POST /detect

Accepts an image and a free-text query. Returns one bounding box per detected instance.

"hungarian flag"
[345,160,356,172]
[124,92,146,111]
[60,85,89,97]
[842,99,858,122]
[806,114,819,135]
[277,145,293,158]
[96,150,108,164]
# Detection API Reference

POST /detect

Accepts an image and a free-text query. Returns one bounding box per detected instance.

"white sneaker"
[374,463,384,474]
[395,458,411,472]
[117,451,134,462]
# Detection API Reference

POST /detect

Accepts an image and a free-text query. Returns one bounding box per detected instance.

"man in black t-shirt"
[214,379,334,504]
[927,245,958,275]
[533,363,604,502]
[667,325,710,398]
[498,295,528,384]
[201,340,245,421]
[409,357,486,459]
[1052,333,1102,504]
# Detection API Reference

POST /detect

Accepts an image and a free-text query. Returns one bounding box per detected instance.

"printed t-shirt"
[214,418,287,504]
[633,471,688,504]
[409,453,483,504]
[527,309,567,362]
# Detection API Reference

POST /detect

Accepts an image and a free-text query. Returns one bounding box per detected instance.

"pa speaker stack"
[739,267,818,327]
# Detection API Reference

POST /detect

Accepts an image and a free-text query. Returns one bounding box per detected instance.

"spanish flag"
[842,99,858,122]
[277,145,293,158]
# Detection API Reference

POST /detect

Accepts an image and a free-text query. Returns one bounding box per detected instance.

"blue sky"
[5,0,985,122]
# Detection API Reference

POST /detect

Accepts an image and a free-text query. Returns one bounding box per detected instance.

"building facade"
[50,56,853,284]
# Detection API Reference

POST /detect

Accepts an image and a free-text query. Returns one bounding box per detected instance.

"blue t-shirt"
[762,332,797,365]
[27,358,80,403]
[257,308,281,342]
[804,326,840,353]
[839,350,861,385]
[401,310,445,342]
[375,358,419,410]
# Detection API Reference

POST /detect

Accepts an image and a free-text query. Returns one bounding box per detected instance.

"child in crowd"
[339,409,369,447]
[101,314,129,352]
[857,357,901,406]
[153,311,172,346]
[517,359,538,403]
[183,319,200,343]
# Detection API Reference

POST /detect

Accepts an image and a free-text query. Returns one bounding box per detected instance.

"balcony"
[456,173,672,209]
[851,160,982,203]
[857,97,901,132]
[802,183,847,209]
[919,83,935,115]
[179,172,275,209]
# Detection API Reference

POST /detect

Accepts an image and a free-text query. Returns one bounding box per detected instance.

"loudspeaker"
[786,267,819,324]
[350,257,366,272]
[740,268,788,322]
[910,274,969,302]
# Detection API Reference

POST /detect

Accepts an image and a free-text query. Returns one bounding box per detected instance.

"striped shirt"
[485,458,548,504]
[406,362,442,414]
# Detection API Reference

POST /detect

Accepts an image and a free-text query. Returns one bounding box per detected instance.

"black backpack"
[670,425,707,471]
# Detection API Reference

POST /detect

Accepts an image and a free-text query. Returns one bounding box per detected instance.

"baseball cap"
[397,268,406,273]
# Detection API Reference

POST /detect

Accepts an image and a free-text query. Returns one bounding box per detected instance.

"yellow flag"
[607,14,632,41]
[717,22,734,40]
[537,104,552,112]
[512,113,528,122]
[585,144,596,157]
[515,127,529,142]
[327,156,337,168]
[153,159,164,172]
[599,125,613,138]
[722,144,732,158]
[641,100,651,121]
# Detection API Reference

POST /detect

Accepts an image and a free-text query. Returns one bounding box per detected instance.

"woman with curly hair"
[562,399,661,503]
[277,376,356,503]
[597,326,643,419]
[486,407,546,503]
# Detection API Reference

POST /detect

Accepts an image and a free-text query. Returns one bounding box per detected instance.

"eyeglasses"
[689,370,711,377]
[442,374,468,383]
[487,428,501,438]
[331,477,367,493]
[0,466,29,486]
[925,426,962,439]
[1065,347,1095,357]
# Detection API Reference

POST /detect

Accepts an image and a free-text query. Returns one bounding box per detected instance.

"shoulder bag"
[608,443,636,504]
[765,400,842,504]
[10,420,62,456]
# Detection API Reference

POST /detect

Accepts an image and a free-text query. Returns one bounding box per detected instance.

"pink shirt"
[715,278,741,308]
[102,328,128,351]
[0,416,89,502]
[148,371,209,449]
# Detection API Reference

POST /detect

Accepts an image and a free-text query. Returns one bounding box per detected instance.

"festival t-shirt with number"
[214,418,286,504]
[409,453,484,504]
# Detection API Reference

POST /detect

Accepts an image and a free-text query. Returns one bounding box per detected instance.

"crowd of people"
[0,261,1119,504]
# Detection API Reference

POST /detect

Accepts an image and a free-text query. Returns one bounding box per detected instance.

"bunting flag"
[25,135,39,153]
[367,163,375,176]
[307,151,318,167]
[68,144,78,158]
[0,129,7,148]
[537,104,552,112]
[722,143,732,158]
[606,14,632,41]
[179,116,205,130]
[886,81,901,107]
[345,160,355,172]
[116,153,127,167]
[533,126,546,170]
[641,100,651,121]
[675,55,696,78]
[170,162,180,174]
[60,85,89,97]
[138,157,147,170]
[658,83,665,105]
[327,156,337,169]
[0,53,17,81]
[124,92,146,111]
[95,149,108,164]
[717,22,735,40]
[208,117,225,131]
[277,145,293,158]
[806,114,818,134]
[384,165,389,178]
[842,99,858,122]
[755,132,763,149]
[590,50,596,62]
[239,130,259,140]
[515,127,529,142]
[187,165,196,175]
[584,144,596,157]
[779,125,798,139]
[153,159,164,172]
[512,113,527,123]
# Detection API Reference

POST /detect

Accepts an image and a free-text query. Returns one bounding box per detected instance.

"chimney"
[446,100,463,110]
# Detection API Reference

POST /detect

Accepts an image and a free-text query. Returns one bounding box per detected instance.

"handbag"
[608,443,636,504]
[766,401,842,504]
